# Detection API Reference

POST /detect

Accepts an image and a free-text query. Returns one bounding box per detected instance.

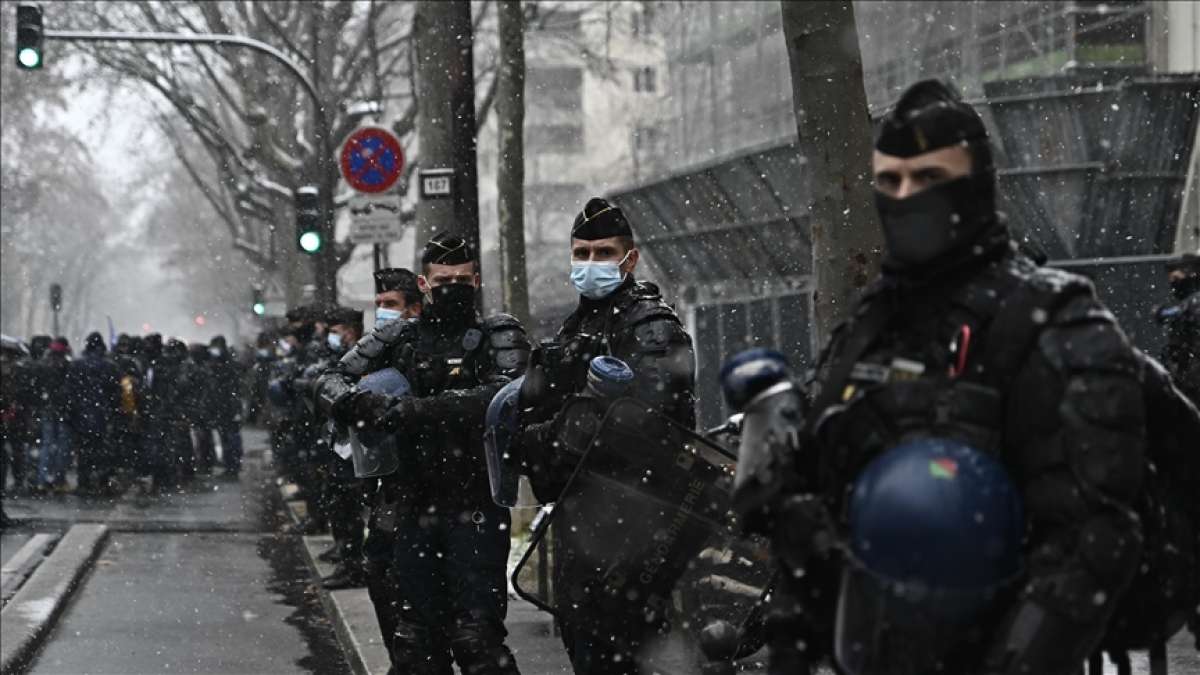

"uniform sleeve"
[314,319,413,418]
[985,294,1146,675]
[384,315,531,432]
[617,310,697,428]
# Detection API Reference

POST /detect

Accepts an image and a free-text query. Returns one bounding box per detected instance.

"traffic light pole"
[43,28,338,305]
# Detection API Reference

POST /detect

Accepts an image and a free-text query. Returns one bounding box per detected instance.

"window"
[633,126,663,154]
[534,9,581,38]
[633,66,657,93]
[528,67,583,111]
[527,124,584,153]
[632,3,655,37]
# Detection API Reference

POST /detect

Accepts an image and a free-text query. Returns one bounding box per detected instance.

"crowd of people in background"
[0,330,247,520]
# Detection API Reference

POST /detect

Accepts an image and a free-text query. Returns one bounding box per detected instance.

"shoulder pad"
[376,317,419,345]
[482,312,525,333]
[484,314,531,350]
[633,316,688,353]
[1025,265,1097,301]
[627,280,662,300]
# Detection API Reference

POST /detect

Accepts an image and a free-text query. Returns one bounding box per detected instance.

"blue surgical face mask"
[327,333,343,351]
[375,307,403,328]
[570,252,630,300]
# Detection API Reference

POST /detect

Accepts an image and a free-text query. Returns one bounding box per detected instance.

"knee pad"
[450,620,519,675]
[392,621,452,675]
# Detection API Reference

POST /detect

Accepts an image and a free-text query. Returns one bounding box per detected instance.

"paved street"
[2,429,350,675]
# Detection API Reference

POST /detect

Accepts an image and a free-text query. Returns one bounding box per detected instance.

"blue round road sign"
[339,126,405,194]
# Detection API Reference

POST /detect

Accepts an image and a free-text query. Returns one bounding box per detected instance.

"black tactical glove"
[771,494,837,573]
[335,390,393,429]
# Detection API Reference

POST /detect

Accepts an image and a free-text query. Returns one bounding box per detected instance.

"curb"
[279,484,389,675]
[299,536,390,675]
[0,524,109,675]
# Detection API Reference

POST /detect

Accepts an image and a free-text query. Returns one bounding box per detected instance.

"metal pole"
[44,28,336,303]
[52,308,59,337]
[43,30,325,135]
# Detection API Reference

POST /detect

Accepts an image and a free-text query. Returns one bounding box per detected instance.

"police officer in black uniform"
[516,197,697,673]
[311,306,368,590]
[316,234,529,675]
[1158,252,1200,404]
[733,80,1149,675]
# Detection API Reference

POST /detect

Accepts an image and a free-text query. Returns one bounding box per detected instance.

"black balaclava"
[420,232,477,325]
[84,332,107,356]
[29,335,52,360]
[1168,253,1200,300]
[874,79,999,273]
[143,333,163,362]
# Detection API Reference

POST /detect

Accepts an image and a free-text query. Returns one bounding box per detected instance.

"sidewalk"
[281,488,573,675]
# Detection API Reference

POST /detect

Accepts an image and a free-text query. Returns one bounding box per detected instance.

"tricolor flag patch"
[929,458,958,480]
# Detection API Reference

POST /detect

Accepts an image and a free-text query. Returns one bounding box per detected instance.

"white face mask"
[570,251,631,299]
[208,347,222,358]
[375,307,403,328]
[327,332,343,351]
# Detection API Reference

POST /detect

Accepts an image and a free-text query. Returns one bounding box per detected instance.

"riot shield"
[349,367,410,478]
[512,397,772,672]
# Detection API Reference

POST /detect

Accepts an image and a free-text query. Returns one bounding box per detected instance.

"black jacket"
[520,278,697,501]
[316,312,531,510]
[782,245,1147,675]
[66,351,120,438]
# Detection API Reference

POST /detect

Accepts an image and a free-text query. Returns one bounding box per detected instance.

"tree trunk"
[413,0,481,286]
[496,0,530,326]
[310,1,339,306]
[779,1,881,352]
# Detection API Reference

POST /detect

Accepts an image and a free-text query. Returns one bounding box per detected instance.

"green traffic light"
[17,47,40,69]
[299,231,322,254]
[252,302,266,316]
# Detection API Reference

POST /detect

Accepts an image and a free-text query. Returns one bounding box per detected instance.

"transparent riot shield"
[349,367,410,478]
[512,397,773,672]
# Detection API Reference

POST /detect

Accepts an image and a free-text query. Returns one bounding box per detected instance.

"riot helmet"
[835,438,1024,675]
[347,367,410,478]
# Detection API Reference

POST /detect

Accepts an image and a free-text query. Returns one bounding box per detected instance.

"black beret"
[876,79,989,158]
[374,267,420,295]
[571,197,633,241]
[421,232,475,266]
[326,306,364,328]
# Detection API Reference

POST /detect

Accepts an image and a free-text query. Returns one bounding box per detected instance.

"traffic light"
[295,186,322,254]
[252,287,265,316]
[16,5,44,70]
[49,282,61,310]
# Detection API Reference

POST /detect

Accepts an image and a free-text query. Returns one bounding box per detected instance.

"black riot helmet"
[1166,252,1200,300]
[874,79,1001,272]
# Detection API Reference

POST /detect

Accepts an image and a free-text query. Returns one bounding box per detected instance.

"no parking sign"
[339,126,405,194]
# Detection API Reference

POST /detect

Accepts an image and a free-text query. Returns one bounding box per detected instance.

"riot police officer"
[728,80,1150,675]
[512,198,697,674]
[320,268,424,665]
[316,234,529,675]
[1158,252,1200,404]
[311,306,368,590]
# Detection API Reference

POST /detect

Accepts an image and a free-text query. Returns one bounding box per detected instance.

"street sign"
[339,126,405,194]
[419,168,454,199]
[348,194,404,244]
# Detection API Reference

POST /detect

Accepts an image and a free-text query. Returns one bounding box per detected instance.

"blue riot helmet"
[348,367,411,478]
[484,376,525,507]
[720,349,806,527]
[585,355,634,400]
[835,438,1025,675]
